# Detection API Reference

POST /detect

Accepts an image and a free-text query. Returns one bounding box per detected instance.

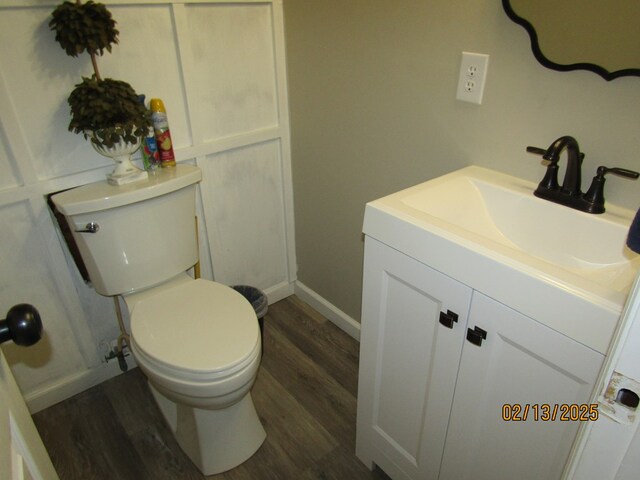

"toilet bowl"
[126,275,265,474]
[51,165,266,475]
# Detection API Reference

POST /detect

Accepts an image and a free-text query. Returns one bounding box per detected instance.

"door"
[356,237,472,480]
[439,292,604,480]
[0,304,59,480]
[567,272,640,480]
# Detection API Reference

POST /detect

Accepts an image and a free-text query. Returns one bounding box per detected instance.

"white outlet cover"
[456,52,489,105]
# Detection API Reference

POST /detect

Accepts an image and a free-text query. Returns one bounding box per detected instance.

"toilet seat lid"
[130,279,259,373]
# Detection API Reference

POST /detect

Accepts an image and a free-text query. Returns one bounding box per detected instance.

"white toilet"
[52,165,266,475]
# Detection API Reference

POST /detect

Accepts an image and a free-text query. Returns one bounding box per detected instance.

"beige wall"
[283,0,640,321]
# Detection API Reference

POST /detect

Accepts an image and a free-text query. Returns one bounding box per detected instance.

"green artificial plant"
[49,1,151,148]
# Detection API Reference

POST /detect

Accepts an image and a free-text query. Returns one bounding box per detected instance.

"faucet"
[527,136,584,198]
[527,136,639,213]
[542,136,582,196]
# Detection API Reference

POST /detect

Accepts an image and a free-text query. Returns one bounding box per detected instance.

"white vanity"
[356,166,640,480]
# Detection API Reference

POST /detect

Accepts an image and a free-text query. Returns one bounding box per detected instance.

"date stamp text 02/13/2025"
[502,404,599,422]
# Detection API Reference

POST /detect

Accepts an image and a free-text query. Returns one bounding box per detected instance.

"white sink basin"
[364,166,640,353]
[401,167,638,287]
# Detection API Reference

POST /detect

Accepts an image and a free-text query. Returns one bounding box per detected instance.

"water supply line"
[112,296,130,372]
[194,216,201,279]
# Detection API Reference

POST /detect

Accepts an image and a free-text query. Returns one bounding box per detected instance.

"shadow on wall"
[3,332,53,369]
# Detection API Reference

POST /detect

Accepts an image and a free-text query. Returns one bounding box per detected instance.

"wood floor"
[32,296,390,480]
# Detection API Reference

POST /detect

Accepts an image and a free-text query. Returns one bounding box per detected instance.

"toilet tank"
[52,165,203,296]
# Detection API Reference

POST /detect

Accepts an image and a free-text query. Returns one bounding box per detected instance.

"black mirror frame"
[502,0,640,81]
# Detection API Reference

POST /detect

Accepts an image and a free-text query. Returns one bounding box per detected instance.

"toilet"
[52,165,266,475]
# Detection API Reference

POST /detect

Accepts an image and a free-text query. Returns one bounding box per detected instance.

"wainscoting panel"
[185,3,279,142]
[0,0,295,411]
[0,199,89,393]
[0,130,20,190]
[199,140,289,290]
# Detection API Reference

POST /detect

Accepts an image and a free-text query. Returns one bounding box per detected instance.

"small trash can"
[232,285,268,354]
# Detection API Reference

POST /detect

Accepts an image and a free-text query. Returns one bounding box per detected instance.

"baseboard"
[294,281,361,341]
[26,355,136,414]
[264,280,295,305]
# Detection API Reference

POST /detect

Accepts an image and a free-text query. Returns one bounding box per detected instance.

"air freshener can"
[140,126,160,171]
[150,98,176,167]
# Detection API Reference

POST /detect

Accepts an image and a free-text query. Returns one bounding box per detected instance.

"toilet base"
[149,382,266,475]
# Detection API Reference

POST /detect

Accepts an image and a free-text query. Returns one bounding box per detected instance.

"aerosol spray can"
[150,98,176,167]
[138,96,160,172]
[140,127,160,172]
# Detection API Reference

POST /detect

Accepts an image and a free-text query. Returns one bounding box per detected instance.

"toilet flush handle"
[75,222,100,233]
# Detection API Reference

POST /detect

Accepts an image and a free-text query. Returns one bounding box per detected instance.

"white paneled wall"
[0,0,295,411]
[186,3,279,141]
[201,140,290,289]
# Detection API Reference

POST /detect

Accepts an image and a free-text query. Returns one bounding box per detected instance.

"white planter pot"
[90,135,148,186]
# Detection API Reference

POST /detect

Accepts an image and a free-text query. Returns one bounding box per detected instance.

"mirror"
[502,0,640,81]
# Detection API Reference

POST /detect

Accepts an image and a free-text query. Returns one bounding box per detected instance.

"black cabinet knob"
[467,326,488,347]
[439,310,459,329]
[0,304,43,346]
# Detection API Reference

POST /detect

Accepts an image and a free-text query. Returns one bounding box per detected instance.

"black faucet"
[527,136,639,214]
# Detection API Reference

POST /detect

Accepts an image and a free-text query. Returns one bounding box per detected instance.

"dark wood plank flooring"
[33,295,390,480]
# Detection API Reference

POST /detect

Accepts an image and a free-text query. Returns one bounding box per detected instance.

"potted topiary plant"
[49,0,152,184]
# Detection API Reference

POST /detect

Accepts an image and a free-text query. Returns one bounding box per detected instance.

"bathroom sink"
[401,168,637,276]
[364,166,640,352]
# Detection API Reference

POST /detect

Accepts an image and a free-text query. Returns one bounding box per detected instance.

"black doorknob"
[0,304,43,346]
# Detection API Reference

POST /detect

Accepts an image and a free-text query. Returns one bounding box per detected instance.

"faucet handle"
[527,145,560,190]
[526,146,586,163]
[597,166,640,180]
[526,146,548,156]
[583,165,640,214]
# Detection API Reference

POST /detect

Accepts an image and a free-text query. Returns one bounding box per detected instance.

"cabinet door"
[356,238,472,480]
[439,292,604,480]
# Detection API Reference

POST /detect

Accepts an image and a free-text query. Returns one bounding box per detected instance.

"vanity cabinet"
[356,237,604,480]
[356,236,473,480]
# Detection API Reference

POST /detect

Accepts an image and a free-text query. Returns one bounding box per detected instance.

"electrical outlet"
[456,52,489,104]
